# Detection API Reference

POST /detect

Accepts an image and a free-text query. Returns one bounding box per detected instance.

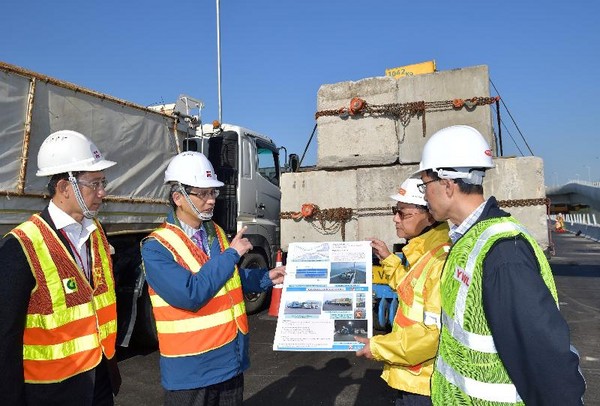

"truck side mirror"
[289,153,300,172]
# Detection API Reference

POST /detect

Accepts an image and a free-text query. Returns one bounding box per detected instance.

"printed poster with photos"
[272,241,373,351]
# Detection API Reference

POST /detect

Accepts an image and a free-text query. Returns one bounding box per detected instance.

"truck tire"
[240,252,270,314]
[131,283,158,349]
[373,298,392,332]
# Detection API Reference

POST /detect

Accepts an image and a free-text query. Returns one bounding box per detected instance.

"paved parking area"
[550,232,600,405]
[116,231,600,405]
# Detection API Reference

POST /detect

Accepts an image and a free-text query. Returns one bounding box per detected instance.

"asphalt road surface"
[115,231,600,405]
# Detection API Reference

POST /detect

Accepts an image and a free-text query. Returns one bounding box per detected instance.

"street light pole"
[585,165,591,182]
[216,0,222,123]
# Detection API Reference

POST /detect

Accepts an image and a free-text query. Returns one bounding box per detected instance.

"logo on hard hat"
[93,150,101,159]
[206,170,212,178]
[399,188,406,196]
[484,149,492,156]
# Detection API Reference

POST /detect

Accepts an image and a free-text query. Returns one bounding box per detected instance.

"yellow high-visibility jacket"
[369,222,450,396]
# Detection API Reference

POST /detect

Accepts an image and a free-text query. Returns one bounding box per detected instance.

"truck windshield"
[257,147,279,186]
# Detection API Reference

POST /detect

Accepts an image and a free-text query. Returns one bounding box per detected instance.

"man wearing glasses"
[0,130,121,405]
[141,151,285,406]
[415,125,585,405]
[355,178,450,406]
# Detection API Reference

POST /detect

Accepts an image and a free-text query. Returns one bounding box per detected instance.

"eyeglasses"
[417,179,440,193]
[391,207,419,220]
[188,189,220,200]
[77,179,108,191]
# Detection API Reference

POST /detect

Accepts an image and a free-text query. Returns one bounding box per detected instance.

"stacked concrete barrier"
[281,65,549,251]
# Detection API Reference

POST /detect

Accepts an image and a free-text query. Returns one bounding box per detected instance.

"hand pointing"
[230,226,253,257]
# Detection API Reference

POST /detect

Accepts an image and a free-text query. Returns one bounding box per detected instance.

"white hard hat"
[416,125,494,185]
[390,178,427,206]
[164,151,224,188]
[36,130,116,177]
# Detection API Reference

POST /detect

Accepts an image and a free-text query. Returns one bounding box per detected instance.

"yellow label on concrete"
[385,60,436,79]
[372,264,390,285]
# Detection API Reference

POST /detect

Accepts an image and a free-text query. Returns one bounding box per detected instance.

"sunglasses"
[391,207,420,220]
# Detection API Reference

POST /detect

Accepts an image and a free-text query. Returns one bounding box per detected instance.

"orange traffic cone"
[268,250,284,317]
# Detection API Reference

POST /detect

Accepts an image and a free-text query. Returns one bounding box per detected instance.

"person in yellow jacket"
[355,177,450,406]
[0,130,121,405]
[555,212,566,233]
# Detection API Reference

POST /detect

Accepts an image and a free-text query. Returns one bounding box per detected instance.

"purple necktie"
[192,228,210,256]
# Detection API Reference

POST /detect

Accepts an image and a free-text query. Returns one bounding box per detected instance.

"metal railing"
[564,180,600,188]
[550,213,600,242]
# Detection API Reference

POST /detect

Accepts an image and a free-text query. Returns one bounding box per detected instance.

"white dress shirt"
[48,200,96,282]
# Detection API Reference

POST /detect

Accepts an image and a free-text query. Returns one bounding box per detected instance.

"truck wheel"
[240,252,270,314]
[373,298,391,332]
[131,283,158,349]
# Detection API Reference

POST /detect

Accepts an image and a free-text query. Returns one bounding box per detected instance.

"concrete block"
[316,65,494,169]
[484,156,549,250]
[396,65,493,164]
[316,77,399,168]
[281,156,549,251]
[355,165,419,247]
[280,170,359,249]
[280,166,421,251]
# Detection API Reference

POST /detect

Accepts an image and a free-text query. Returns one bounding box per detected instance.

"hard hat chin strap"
[177,183,213,221]
[68,172,97,219]
[435,168,485,185]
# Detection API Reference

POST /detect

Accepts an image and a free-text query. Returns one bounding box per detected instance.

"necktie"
[193,228,210,257]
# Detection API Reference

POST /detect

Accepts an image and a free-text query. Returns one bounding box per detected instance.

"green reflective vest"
[431,217,558,405]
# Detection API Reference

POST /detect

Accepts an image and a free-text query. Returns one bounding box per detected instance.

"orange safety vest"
[10,214,117,383]
[394,243,449,374]
[145,222,249,357]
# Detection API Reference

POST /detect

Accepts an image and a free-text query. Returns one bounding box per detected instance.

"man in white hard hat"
[141,151,285,406]
[415,125,585,405]
[355,178,450,406]
[0,130,121,405]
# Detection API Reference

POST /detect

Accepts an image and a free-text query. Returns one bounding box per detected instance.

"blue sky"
[2,1,598,186]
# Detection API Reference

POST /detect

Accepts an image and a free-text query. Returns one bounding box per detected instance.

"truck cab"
[185,122,284,313]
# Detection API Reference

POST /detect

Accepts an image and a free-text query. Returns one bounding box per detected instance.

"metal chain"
[355,207,391,217]
[281,197,547,241]
[281,207,354,241]
[315,96,499,137]
[497,198,550,208]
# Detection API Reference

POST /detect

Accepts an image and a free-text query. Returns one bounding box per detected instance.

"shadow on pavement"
[551,264,600,277]
[116,345,156,362]
[244,357,392,406]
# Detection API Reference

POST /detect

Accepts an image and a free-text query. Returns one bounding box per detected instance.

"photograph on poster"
[322,293,353,311]
[284,300,322,316]
[329,262,367,284]
[334,320,368,341]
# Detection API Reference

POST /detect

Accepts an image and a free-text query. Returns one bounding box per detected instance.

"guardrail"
[564,180,600,187]
[550,213,600,242]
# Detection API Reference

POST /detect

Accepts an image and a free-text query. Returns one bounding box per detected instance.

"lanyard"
[59,229,91,281]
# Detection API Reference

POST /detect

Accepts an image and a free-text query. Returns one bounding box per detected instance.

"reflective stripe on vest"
[436,356,522,403]
[11,214,117,383]
[146,222,249,357]
[433,218,557,404]
[395,243,449,326]
[441,311,496,353]
[454,222,529,326]
[393,243,449,374]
